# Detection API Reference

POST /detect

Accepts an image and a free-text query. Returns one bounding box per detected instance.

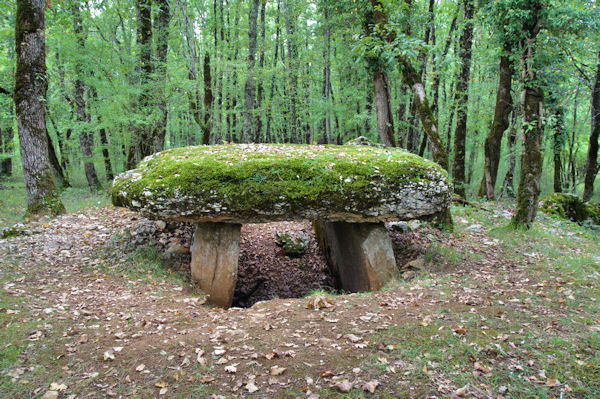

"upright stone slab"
[313,221,398,292]
[190,223,241,308]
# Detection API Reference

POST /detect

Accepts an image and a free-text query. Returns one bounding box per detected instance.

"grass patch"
[0,180,110,229]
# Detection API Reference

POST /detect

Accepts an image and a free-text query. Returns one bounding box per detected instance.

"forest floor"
[0,182,599,398]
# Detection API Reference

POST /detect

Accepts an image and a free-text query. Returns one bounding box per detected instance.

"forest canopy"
[0,0,599,227]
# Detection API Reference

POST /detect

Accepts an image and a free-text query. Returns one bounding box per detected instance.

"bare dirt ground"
[1,205,598,398]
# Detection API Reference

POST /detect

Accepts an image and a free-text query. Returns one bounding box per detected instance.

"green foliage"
[539,192,599,224]
[0,0,598,212]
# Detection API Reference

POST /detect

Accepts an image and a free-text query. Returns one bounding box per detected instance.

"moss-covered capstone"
[539,193,599,224]
[112,144,452,223]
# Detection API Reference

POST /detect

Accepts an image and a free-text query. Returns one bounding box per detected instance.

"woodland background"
[0,0,599,208]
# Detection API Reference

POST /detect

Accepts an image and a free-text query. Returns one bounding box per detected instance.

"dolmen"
[112,144,452,308]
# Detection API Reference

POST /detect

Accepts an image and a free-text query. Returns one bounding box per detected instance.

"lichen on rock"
[111,144,452,223]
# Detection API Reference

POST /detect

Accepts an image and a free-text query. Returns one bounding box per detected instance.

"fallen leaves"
[49,383,67,391]
[334,380,353,392]
[224,364,238,374]
[307,295,333,310]
[245,380,259,393]
[362,380,380,393]
[451,324,467,335]
[270,365,287,376]
[454,384,468,396]
[473,362,491,374]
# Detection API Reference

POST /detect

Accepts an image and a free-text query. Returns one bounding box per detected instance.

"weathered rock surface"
[190,223,241,308]
[112,144,452,224]
[313,221,398,292]
[274,230,311,257]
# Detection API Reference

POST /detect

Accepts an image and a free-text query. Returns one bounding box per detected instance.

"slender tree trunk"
[45,129,69,189]
[71,2,102,190]
[412,0,435,155]
[364,88,373,136]
[568,86,579,190]
[46,113,70,187]
[152,0,170,152]
[255,0,267,142]
[583,50,600,201]
[478,54,514,199]
[242,0,260,142]
[548,92,566,193]
[99,127,114,181]
[87,85,114,181]
[452,0,474,198]
[14,0,64,215]
[265,0,281,143]
[284,0,298,142]
[373,67,396,147]
[0,127,13,177]
[431,7,458,119]
[512,4,544,229]
[321,6,332,144]
[202,52,214,145]
[134,0,153,160]
[500,104,519,198]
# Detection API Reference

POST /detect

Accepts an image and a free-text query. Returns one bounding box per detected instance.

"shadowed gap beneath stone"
[191,221,400,308]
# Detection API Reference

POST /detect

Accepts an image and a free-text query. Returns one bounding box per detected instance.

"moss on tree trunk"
[14,0,65,217]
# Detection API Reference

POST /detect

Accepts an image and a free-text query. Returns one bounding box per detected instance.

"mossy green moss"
[112,144,452,223]
[539,193,599,225]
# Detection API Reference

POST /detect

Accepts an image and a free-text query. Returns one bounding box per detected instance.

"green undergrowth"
[539,193,599,226]
[0,179,110,229]
[390,204,600,397]
[111,144,451,218]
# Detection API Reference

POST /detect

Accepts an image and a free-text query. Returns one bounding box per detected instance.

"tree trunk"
[568,86,579,190]
[0,127,13,177]
[368,0,449,172]
[265,0,281,143]
[46,129,69,189]
[284,0,298,142]
[135,0,153,159]
[431,7,458,119]
[583,50,600,201]
[151,0,170,152]
[548,91,566,193]
[411,0,435,155]
[500,104,519,198]
[451,0,475,198]
[202,52,214,145]
[88,85,114,182]
[373,66,396,147]
[512,4,544,229]
[97,127,113,181]
[242,0,260,142]
[14,0,65,216]
[321,5,332,144]
[478,54,514,199]
[255,0,267,142]
[71,2,102,190]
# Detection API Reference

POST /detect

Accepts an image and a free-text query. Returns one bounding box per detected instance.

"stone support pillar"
[190,222,242,308]
[313,221,398,292]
